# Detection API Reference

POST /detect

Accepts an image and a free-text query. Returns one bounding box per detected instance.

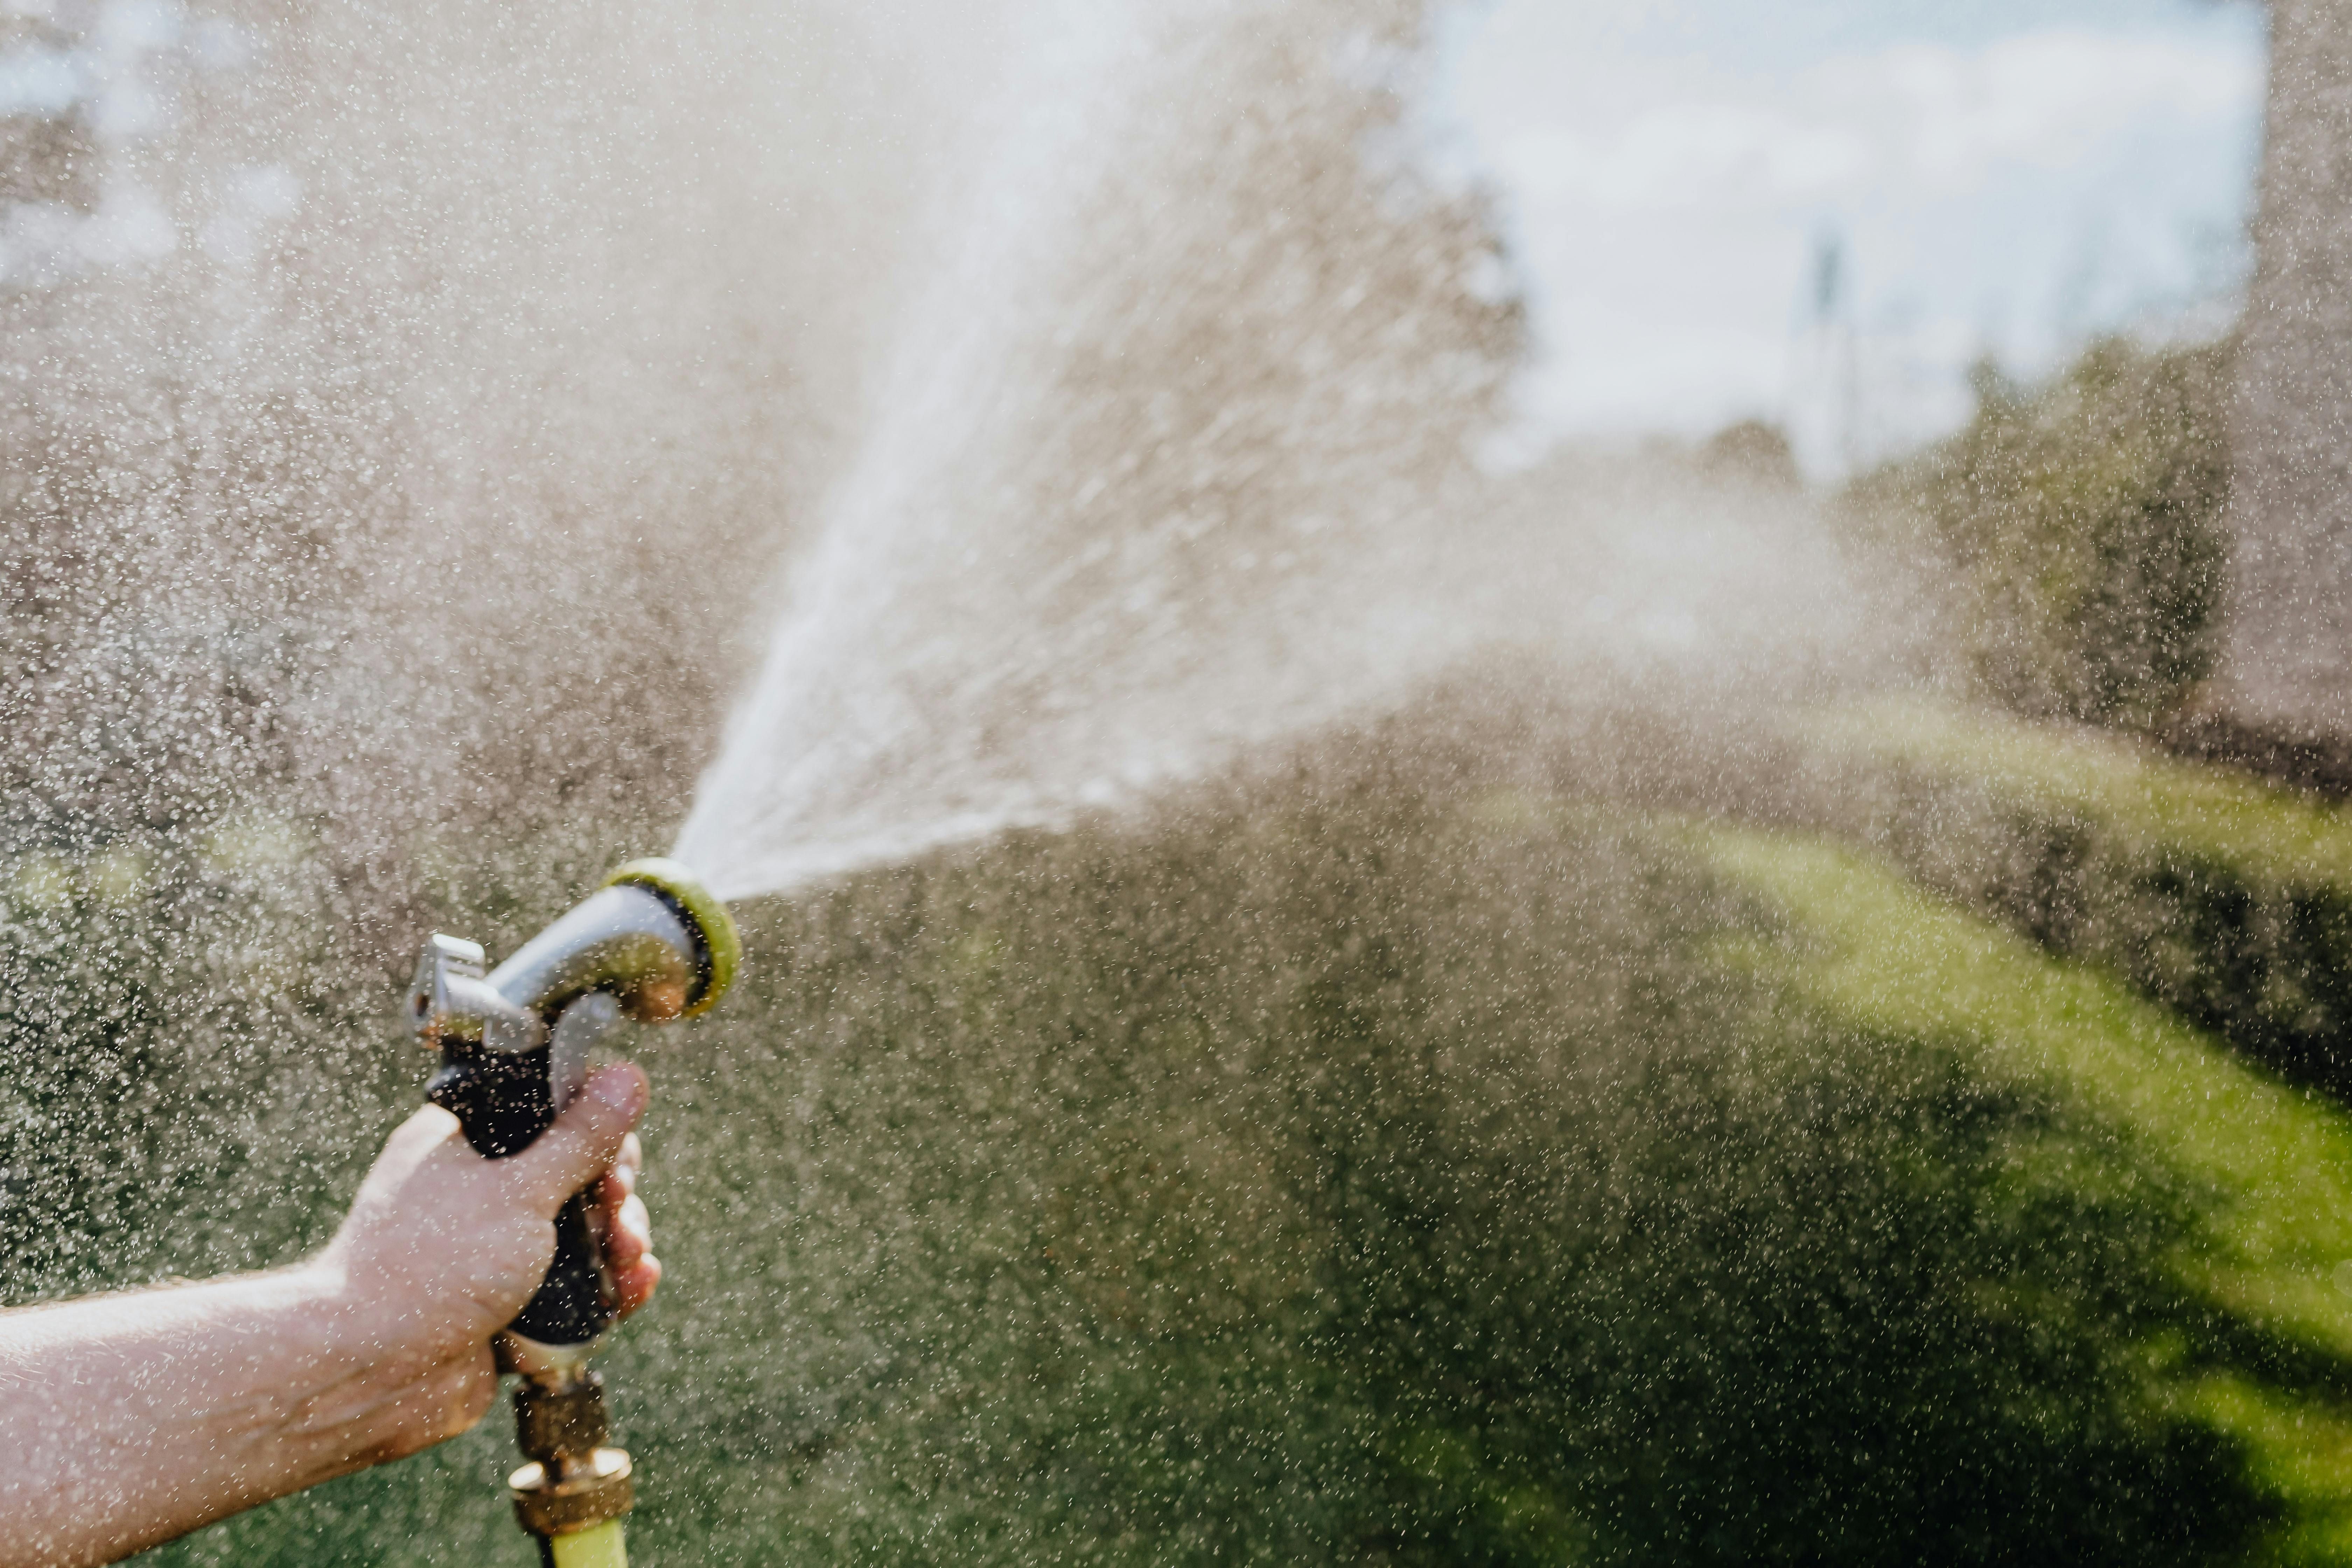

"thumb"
[506,1064,649,1215]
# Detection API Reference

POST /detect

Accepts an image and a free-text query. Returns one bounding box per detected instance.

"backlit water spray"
[1,0,1873,1558]
[672,0,1859,902]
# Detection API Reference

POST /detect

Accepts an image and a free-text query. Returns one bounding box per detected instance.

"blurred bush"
[1842,340,2232,730]
[1699,418,1805,490]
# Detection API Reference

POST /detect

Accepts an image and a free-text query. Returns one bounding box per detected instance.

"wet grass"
[1788,700,2352,1097]
[19,740,2338,1564]
[1696,823,2352,1557]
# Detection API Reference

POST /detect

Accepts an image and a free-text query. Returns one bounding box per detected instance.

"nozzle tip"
[601,858,740,1017]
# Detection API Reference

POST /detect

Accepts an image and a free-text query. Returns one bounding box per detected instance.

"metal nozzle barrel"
[485,858,741,1030]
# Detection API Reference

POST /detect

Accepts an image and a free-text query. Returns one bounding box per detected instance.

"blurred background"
[18,1,2352,1564]
[1447,0,2262,473]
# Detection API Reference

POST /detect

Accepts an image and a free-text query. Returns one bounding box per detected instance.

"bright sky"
[1440,0,2268,473]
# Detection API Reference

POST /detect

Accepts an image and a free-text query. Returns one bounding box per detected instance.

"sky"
[1439,0,2269,474]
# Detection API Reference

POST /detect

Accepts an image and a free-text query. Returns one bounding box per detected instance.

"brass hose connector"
[509,1374,634,1546]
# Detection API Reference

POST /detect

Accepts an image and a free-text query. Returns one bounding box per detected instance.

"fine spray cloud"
[671,0,1862,901]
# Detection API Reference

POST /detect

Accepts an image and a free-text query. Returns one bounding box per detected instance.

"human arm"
[0,1063,659,1568]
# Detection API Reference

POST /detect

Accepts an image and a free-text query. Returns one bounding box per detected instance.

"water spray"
[407,858,741,1568]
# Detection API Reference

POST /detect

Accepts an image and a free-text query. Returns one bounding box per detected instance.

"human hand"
[0,1064,662,1568]
[309,1064,660,1461]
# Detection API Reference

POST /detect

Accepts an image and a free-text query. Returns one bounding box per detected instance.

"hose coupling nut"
[510,1374,633,1539]
[509,1447,634,1539]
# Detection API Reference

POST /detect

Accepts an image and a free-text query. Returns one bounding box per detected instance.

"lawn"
[7,727,2336,1564]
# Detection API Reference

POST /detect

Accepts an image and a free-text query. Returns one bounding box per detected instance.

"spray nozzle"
[412,858,739,1056]
[400,858,737,1565]
[595,857,740,1018]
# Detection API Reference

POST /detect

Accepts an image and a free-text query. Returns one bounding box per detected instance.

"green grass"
[1690,826,2352,1516]
[24,725,2352,1562]
[1802,702,2352,883]
[1695,823,2352,1343]
[49,744,2352,1565]
[1784,700,2352,1094]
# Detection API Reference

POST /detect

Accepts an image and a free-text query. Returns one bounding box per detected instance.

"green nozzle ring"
[602,858,740,1018]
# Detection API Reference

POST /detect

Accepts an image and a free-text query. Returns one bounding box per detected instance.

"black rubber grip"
[427,1039,555,1158]
[426,1038,616,1346]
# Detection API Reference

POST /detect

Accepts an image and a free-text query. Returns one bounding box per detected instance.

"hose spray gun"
[408,858,740,1568]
